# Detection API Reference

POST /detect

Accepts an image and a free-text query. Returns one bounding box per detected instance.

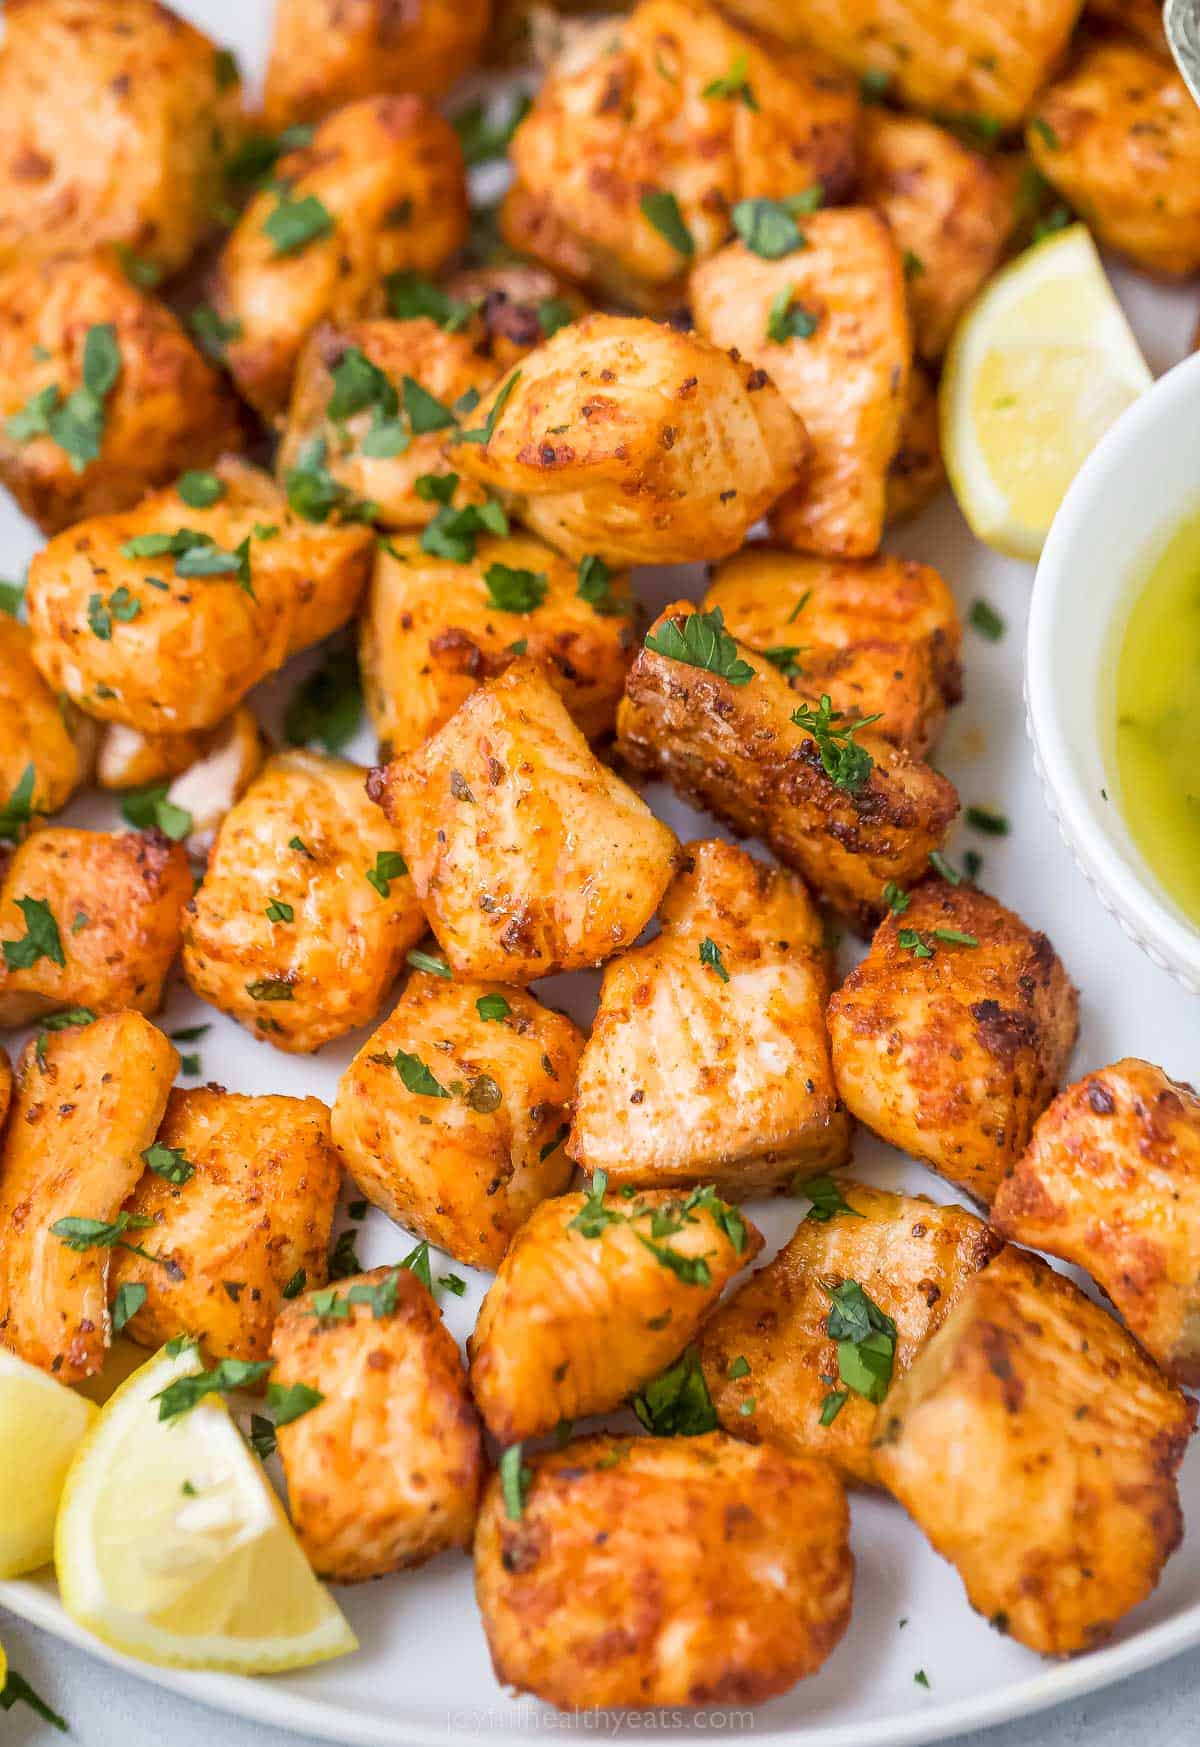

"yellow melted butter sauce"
[1114,510,1200,930]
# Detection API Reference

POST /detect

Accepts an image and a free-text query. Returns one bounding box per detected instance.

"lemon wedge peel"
[940,224,1153,561]
[0,1346,96,1579]
[54,1344,356,1674]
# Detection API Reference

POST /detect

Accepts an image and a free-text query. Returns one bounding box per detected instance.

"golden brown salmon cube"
[828,881,1079,1203]
[271,1265,485,1582]
[475,1431,853,1710]
[263,0,491,126]
[503,0,858,310]
[0,1012,177,1380]
[442,264,591,376]
[25,458,373,734]
[873,1246,1195,1654]
[886,364,945,525]
[0,828,191,1029]
[616,603,958,930]
[858,112,1021,362]
[331,971,585,1269]
[452,313,809,565]
[0,250,241,536]
[110,1088,341,1364]
[211,95,468,421]
[360,532,635,758]
[0,0,246,278]
[0,616,95,830]
[183,751,426,1054]
[993,1059,1200,1384]
[569,840,850,1196]
[720,0,1082,129]
[704,548,962,756]
[469,1183,761,1441]
[698,1179,998,1482]
[691,211,910,559]
[1028,39,1200,278]
[372,659,682,980]
[277,319,507,532]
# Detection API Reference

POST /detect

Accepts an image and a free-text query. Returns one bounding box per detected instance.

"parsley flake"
[484,563,548,614]
[500,1441,532,1519]
[392,1050,451,1098]
[142,1142,194,1185]
[797,1175,862,1222]
[365,849,408,897]
[766,285,818,343]
[154,1357,273,1422]
[640,190,695,256]
[267,1380,324,1426]
[699,937,730,983]
[702,53,759,109]
[791,694,880,792]
[3,896,64,969]
[633,1347,717,1436]
[644,607,755,685]
[476,992,512,1024]
[263,189,333,257]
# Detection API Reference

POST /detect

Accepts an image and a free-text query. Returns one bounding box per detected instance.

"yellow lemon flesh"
[54,1344,356,1674]
[941,224,1152,560]
[0,1346,96,1578]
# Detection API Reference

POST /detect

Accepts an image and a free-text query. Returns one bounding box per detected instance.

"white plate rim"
[6,1576,1200,1747]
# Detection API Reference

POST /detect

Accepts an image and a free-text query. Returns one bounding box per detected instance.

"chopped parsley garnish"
[484,563,548,614]
[267,1380,324,1425]
[420,489,508,563]
[0,578,23,617]
[766,285,818,343]
[87,584,140,639]
[644,607,755,685]
[452,92,532,167]
[915,1670,931,1689]
[0,763,37,841]
[1030,116,1060,150]
[699,937,730,983]
[964,848,983,881]
[121,527,253,594]
[819,1389,848,1425]
[154,1357,273,1422]
[263,189,334,257]
[6,323,122,470]
[401,1241,434,1291]
[569,1169,623,1238]
[51,1211,156,1253]
[385,272,476,330]
[797,1175,862,1222]
[633,1347,717,1436]
[702,53,759,109]
[110,1280,147,1334]
[245,978,295,1001]
[897,928,934,959]
[576,553,625,615]
[762,644,805,678]
[727,1355,751,1380]
[284,635,362,751]
[284,436,377,523]
[732,195,813,260]
[499,1441,532,1520]
[282,1267,307,1299]
[115,243,163,288]
[932,927,978,947]
[177,469,225,508]
[0,1667,68,1732]
[120,783,192,840]
[455,370,521,447]
[824,1277,897,1405]
[440,1271,467,1296]
[968,599,1006,641]
[365,850,408,896]
[903,249,925,279]
[928,850,964,886]
[327,1229,361,1280]
[537,297,574,338]
[477,992,512,1023]
[635,1235,712,1286]
[265,898,294,923]
[403,375,457,435]
[966,805,1009,836]
[189,305,242,362]
[883,882,911,913]
[859,67,891,102]
[249,1414,277,1459]
[640,190,695,257]
[226,123,314,186]
[791,694,880,792]
[392,1050,451,1098]
[3,896,64,969]
[142,1142,194,1185]
[407,948,452,978]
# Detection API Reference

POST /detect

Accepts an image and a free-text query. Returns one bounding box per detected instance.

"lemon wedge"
[54,1344,356,1673]
[0,1347,96,1578]
[940,224,1152,559]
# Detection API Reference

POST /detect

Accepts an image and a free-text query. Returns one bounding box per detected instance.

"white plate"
[2,6,1200,1742]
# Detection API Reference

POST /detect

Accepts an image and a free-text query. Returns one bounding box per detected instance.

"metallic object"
[1165,0,1200,106]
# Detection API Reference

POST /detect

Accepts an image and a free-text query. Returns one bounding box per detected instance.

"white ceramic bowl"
[1027,349,1200,994]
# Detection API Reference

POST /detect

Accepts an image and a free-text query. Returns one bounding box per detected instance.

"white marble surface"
[3,1607,1198,1747]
